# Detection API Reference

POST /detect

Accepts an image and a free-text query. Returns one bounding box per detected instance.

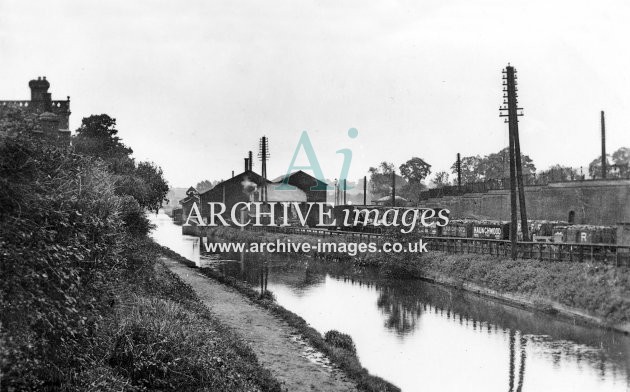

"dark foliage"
[1,120,279,390]
[73,114,169,212]
[0,135,124,390]
[324,330,356,354]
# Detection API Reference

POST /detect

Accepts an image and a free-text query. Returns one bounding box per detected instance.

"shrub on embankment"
[1,130,281,390]
[324,330,357,354]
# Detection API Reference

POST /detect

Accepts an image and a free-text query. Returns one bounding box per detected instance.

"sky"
[1,0,629,188]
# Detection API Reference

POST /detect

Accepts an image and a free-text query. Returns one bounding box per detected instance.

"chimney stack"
[244,158,249,172]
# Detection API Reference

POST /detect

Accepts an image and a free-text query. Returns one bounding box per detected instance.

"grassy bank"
[3,237,283,391]
[106,239,283,391]
[1,130,281,390]
[160,245,401,392]
[202,227,630,327]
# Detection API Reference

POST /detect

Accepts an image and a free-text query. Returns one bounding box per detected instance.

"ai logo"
[277,128,358,191]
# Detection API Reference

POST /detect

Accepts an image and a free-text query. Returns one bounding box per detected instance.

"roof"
[272,170,327,185]
[374,195,408,202]
[198,170,271,197]
[271,170,328,193]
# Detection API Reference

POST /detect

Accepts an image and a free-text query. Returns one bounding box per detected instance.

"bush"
[259,290,276,301]
[2,119,278,391]
[324,330,357,354]
[0,136,125,390]
[119,195,155,236]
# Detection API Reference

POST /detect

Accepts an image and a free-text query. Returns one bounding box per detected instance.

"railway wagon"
[441,219,473,238]
[472,221,510,240]
[417,221,442,236]
[561,225,617,244]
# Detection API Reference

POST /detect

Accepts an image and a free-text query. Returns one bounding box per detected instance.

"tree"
[612,147,630,176]
[196,180,214,193]
[450,155,483,183]
[451,148,535,183]
[432,171,450,188]
[73,114,169,212]
[397,158,431,203]
[399,157,431,184]
[483,147,536,179]
[135,161,169,212]
[368,162,401,198]
[589,155,611,179]
[543,164,579,182]
[73,114,133,160]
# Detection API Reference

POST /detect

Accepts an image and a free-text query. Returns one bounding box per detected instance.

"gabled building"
[272,170,328,203]
[180,170,327,227]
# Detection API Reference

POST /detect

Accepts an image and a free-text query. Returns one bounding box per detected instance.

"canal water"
[151,212,630,392]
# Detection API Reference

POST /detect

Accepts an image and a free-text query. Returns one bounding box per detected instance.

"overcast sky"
[1,0,629,187]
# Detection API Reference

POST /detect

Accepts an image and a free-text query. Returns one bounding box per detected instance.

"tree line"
[367,146,630,203]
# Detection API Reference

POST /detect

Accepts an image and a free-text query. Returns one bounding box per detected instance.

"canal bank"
[198,226,630,334]
[154,215,630,392]
[153,216,399,392]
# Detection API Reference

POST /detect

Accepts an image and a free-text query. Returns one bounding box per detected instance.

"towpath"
[162,256,358,392]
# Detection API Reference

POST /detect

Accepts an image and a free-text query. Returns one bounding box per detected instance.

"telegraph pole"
[500,64,528,258]
[258,136,269,202]
[456,153,462,191]
[391,171,396,207]
[601,111,607,179]
[363,175,367,205]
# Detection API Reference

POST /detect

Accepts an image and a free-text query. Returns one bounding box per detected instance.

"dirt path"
[162,256,358,392]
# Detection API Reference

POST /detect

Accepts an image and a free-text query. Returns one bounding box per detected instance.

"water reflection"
[377,286,423,335]
[151,213,630,392]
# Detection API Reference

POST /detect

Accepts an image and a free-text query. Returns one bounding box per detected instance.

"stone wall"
[422,180,630,225]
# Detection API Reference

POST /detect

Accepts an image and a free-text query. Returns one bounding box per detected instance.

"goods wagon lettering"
[473,226,502,238]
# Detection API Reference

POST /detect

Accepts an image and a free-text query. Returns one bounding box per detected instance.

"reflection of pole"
[516,336,527,392]
[508,329,515,392]
[264,265,269,292]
